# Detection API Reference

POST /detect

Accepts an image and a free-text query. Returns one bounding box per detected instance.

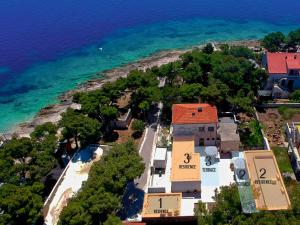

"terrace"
[43,145,104,225]
[244,150,291,210]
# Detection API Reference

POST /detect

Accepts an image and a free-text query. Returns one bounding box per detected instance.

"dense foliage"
[197,180,300,225]
[75,45,266,128]
[59,108,102,148]
[239,120,264,148]
[131,119,145,137]
[58,141,144,225]
[290,89,300,102]
[262,28,300,52]
[0,123,58,225]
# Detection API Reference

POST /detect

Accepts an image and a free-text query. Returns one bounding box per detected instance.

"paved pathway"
[135,124,156,190]
[135,104,161,190]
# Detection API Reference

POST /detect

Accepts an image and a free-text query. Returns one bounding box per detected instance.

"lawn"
[273,147,293,173]
[278,106,300,120]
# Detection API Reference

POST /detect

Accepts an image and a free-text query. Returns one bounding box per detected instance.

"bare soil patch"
[257,108,285,147]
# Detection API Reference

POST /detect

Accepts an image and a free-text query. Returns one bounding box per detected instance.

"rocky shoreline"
[1,39,260,138]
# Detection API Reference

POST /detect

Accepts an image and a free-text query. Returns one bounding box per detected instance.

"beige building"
[171,136,201,193]
[172,104,218,146]
[218,117,240,152]
[244,150,291,210]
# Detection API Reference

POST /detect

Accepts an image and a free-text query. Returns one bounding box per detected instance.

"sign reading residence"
[142,193,182,218]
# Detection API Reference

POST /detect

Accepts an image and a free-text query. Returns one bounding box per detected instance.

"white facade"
[153,147,167,169]
[286,123,300,172]
[172,123,217,146]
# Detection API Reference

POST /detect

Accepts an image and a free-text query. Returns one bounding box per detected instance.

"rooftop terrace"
[142,193,182,218]
[244,150,291,210]
[171,136,200,182]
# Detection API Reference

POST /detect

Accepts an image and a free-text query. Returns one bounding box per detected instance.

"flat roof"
[219,122,240,142]
[171,136,200,182]
[154,147,167,161]
[244,150,291,210]
[142,193,182,218]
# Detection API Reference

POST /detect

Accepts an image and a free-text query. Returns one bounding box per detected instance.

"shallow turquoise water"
[0,18,298,132]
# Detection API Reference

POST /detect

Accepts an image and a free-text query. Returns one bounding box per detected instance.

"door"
[288,80,294,91]
[199,138,204,146]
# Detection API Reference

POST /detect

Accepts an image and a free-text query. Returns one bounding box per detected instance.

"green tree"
[59,108,101,148]
[3,137,32,164]
[132,119,145,137]
[30,122,57,141]
[287,29,300,48]
[57,201,92,225]
[203,43,214,54]
[224,46,255,59]
[262,32,285,52]
[0,183,43,225]
[103,215,122,225]
[179,83,202,102]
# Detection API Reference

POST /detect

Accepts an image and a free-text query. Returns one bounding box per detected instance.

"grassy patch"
[239,120,264,148]
[278,106,300,120]
[273,147,293,173]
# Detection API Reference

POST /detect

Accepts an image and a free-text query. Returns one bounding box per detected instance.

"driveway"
[135,104,160,190]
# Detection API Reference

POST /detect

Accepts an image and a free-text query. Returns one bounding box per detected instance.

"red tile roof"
[267,52,300,74]
[172,103,218,124]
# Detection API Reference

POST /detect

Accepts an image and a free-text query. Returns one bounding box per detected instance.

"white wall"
[173,123,217,146]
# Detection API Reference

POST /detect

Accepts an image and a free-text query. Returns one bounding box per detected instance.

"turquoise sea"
[0,1,300,133]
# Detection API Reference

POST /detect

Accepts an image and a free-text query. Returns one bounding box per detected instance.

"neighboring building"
[262,52,300,98]
[218,117,240,152]
[172,104,218,146]
[244,150,291,210]
[285,122,300,173]
[111,108,132,129]
[170,136,201,193]
[111,91,133,129]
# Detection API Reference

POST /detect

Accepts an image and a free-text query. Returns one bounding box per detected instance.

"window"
[208,127,214,132]
[212,138,215,140]
[207,138,210,140]
[199,127,205,132]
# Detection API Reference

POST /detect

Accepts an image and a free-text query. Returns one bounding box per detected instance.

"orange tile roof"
[172,103,218,124]
[266,52,300,74]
